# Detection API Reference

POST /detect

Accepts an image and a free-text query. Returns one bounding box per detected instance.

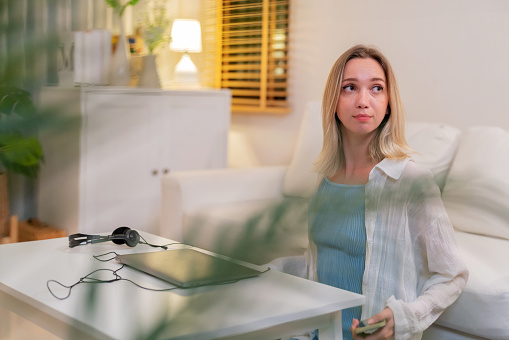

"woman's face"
[336,57,389,139]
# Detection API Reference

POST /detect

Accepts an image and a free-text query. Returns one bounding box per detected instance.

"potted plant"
[138,1,172,88]
[0,86,44,238]
[142,1,171,55]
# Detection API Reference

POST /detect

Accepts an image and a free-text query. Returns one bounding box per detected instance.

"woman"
[281,45,468,340]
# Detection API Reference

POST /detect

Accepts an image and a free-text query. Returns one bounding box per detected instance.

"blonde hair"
[314,44,412,178]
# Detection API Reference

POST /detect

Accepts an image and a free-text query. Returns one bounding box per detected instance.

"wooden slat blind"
[200,0,219,89]
[216,0,290,114]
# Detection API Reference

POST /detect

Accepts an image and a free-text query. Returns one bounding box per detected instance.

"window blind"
[216,0,290,114]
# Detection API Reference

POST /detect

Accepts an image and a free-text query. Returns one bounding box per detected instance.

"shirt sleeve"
[386,170,469,339]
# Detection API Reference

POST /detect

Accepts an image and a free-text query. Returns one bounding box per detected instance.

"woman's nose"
[356,89,369,108]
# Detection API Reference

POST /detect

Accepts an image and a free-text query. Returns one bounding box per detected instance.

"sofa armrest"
[160,166,287,240]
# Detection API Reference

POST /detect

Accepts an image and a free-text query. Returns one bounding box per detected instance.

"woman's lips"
[354,114,371,122]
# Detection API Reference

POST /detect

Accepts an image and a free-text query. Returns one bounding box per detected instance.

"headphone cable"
[138,235,183,250]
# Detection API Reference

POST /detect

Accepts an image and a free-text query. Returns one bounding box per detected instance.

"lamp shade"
[170,19,202,53]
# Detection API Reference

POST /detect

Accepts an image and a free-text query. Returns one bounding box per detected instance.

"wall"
[232,0,509,166]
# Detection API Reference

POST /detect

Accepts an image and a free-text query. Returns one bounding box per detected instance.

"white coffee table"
[0,232,365,339]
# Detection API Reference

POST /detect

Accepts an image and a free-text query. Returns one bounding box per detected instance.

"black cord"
[47,266,125,300]
[47,250,272,300]
[138,235,182,250]
[46,265,180,300]
[93,252,120,262]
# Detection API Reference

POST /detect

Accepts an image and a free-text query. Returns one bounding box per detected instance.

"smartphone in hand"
[353,319,387,336]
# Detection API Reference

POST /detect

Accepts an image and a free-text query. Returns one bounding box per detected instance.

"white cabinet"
[37,87,231,235]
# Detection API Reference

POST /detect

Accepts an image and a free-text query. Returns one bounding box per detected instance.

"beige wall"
[231,0,509,166]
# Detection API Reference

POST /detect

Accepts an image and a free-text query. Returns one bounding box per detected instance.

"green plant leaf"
[104,0,139,17]
[0,135,43,166]
[104,0,120,9]
[0,86,36,119]
[0,135,43,178]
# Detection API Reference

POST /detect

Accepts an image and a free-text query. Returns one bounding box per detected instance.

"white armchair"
[160,101,461,265]
[160,165,286,242]
[160,166,311,265]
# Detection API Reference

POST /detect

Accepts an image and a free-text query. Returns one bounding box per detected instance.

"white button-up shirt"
[305,158,469,340]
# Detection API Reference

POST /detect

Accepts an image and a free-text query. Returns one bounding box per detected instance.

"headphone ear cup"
[124,229,140,247]
[111,226,130,245]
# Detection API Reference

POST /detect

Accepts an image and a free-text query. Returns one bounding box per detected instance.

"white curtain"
[0,0,142,89]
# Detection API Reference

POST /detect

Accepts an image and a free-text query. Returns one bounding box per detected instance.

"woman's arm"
[387,215,469,337]
[387,170,469,339]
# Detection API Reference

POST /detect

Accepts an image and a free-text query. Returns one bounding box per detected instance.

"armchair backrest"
[283,101,323,198]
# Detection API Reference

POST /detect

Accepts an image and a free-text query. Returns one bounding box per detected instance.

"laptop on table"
[115,248,263,288]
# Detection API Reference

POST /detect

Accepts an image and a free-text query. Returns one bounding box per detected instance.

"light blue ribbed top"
[309,178,366,340]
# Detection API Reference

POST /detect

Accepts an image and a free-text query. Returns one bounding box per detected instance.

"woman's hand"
[351,307,395,339]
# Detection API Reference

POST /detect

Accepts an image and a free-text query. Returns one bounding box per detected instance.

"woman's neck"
[329,131,377,185]
[329,162,375,185]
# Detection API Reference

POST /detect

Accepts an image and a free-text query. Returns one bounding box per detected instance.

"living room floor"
[2,310,58,340]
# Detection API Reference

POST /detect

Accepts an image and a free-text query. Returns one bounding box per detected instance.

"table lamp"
[170,19,202,86]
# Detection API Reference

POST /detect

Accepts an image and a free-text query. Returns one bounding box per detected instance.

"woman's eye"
[342,85,355,92]
[372,85,383,93]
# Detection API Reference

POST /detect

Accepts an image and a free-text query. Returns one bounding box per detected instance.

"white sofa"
[160,101,509,340]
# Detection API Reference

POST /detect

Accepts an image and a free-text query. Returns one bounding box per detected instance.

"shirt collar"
[372,158,411,180]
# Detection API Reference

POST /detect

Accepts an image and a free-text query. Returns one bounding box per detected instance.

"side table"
[0,231,365,339]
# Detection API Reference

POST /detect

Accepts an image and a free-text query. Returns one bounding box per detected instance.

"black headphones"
[68,227,141,248]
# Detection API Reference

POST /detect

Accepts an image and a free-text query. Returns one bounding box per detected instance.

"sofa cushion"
[183,198,309,265]
[406,122,461,190]
[435,231,509,339]
[282,100,461,198]
[442,126,509,240]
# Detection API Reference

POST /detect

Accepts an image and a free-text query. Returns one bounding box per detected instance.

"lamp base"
[173,53,200,87]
